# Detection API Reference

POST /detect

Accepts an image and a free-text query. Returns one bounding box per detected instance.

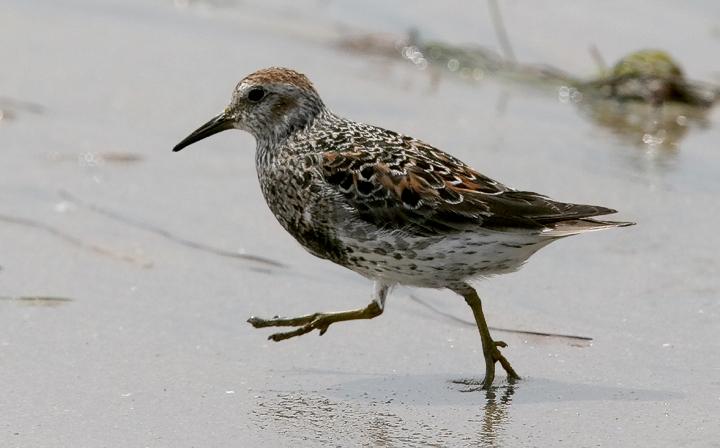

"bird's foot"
[247,301,383,342]
[481,340,521,390]
[247,313,330,341]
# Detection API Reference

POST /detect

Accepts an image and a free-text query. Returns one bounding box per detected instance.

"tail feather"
[543,218,635,237]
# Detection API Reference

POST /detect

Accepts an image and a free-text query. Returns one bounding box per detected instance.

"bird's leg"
[248,283,389,342]
[453,284,520,389]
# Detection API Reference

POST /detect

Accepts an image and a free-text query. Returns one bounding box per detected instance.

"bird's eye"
[247,88,266,102]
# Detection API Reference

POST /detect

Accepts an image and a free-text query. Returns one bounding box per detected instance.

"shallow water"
[1,1,719,446]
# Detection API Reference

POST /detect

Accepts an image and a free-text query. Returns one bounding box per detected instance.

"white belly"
[338,229,557,288]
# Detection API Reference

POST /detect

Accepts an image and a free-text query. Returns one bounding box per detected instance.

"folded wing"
[320,131,633,236]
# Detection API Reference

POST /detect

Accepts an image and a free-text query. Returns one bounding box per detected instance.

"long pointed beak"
[173,111,235,152]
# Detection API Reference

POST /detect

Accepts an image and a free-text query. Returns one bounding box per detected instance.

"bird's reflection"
[253,379,518,446]
[480,385,515,448]
[452,379,516,447]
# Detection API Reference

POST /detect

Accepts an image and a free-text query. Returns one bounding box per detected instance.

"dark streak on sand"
[59,190,286,269]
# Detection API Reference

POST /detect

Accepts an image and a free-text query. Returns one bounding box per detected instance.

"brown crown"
[241,67,317,93]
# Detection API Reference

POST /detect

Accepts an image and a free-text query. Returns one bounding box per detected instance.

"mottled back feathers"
[316,122,621,236]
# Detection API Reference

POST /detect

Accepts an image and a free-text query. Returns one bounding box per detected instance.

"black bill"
[173,111,235,152]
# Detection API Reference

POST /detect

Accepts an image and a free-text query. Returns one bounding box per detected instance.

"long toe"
[497,351,520,380]
[482,349,497,389]
[482,345,521,388]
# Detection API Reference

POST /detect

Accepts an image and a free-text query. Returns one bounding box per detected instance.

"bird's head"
[173,67,325,152]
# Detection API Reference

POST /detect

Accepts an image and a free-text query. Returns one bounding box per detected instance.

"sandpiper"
[174,67,634,389]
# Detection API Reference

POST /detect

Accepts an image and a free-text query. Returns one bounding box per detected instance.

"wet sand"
[1,1,719,446]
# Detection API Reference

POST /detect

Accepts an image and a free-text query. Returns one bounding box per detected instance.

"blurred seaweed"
[572,49,718,150]
[339,30,717,153]
[337,30,573,91]
[579,49,717,107]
